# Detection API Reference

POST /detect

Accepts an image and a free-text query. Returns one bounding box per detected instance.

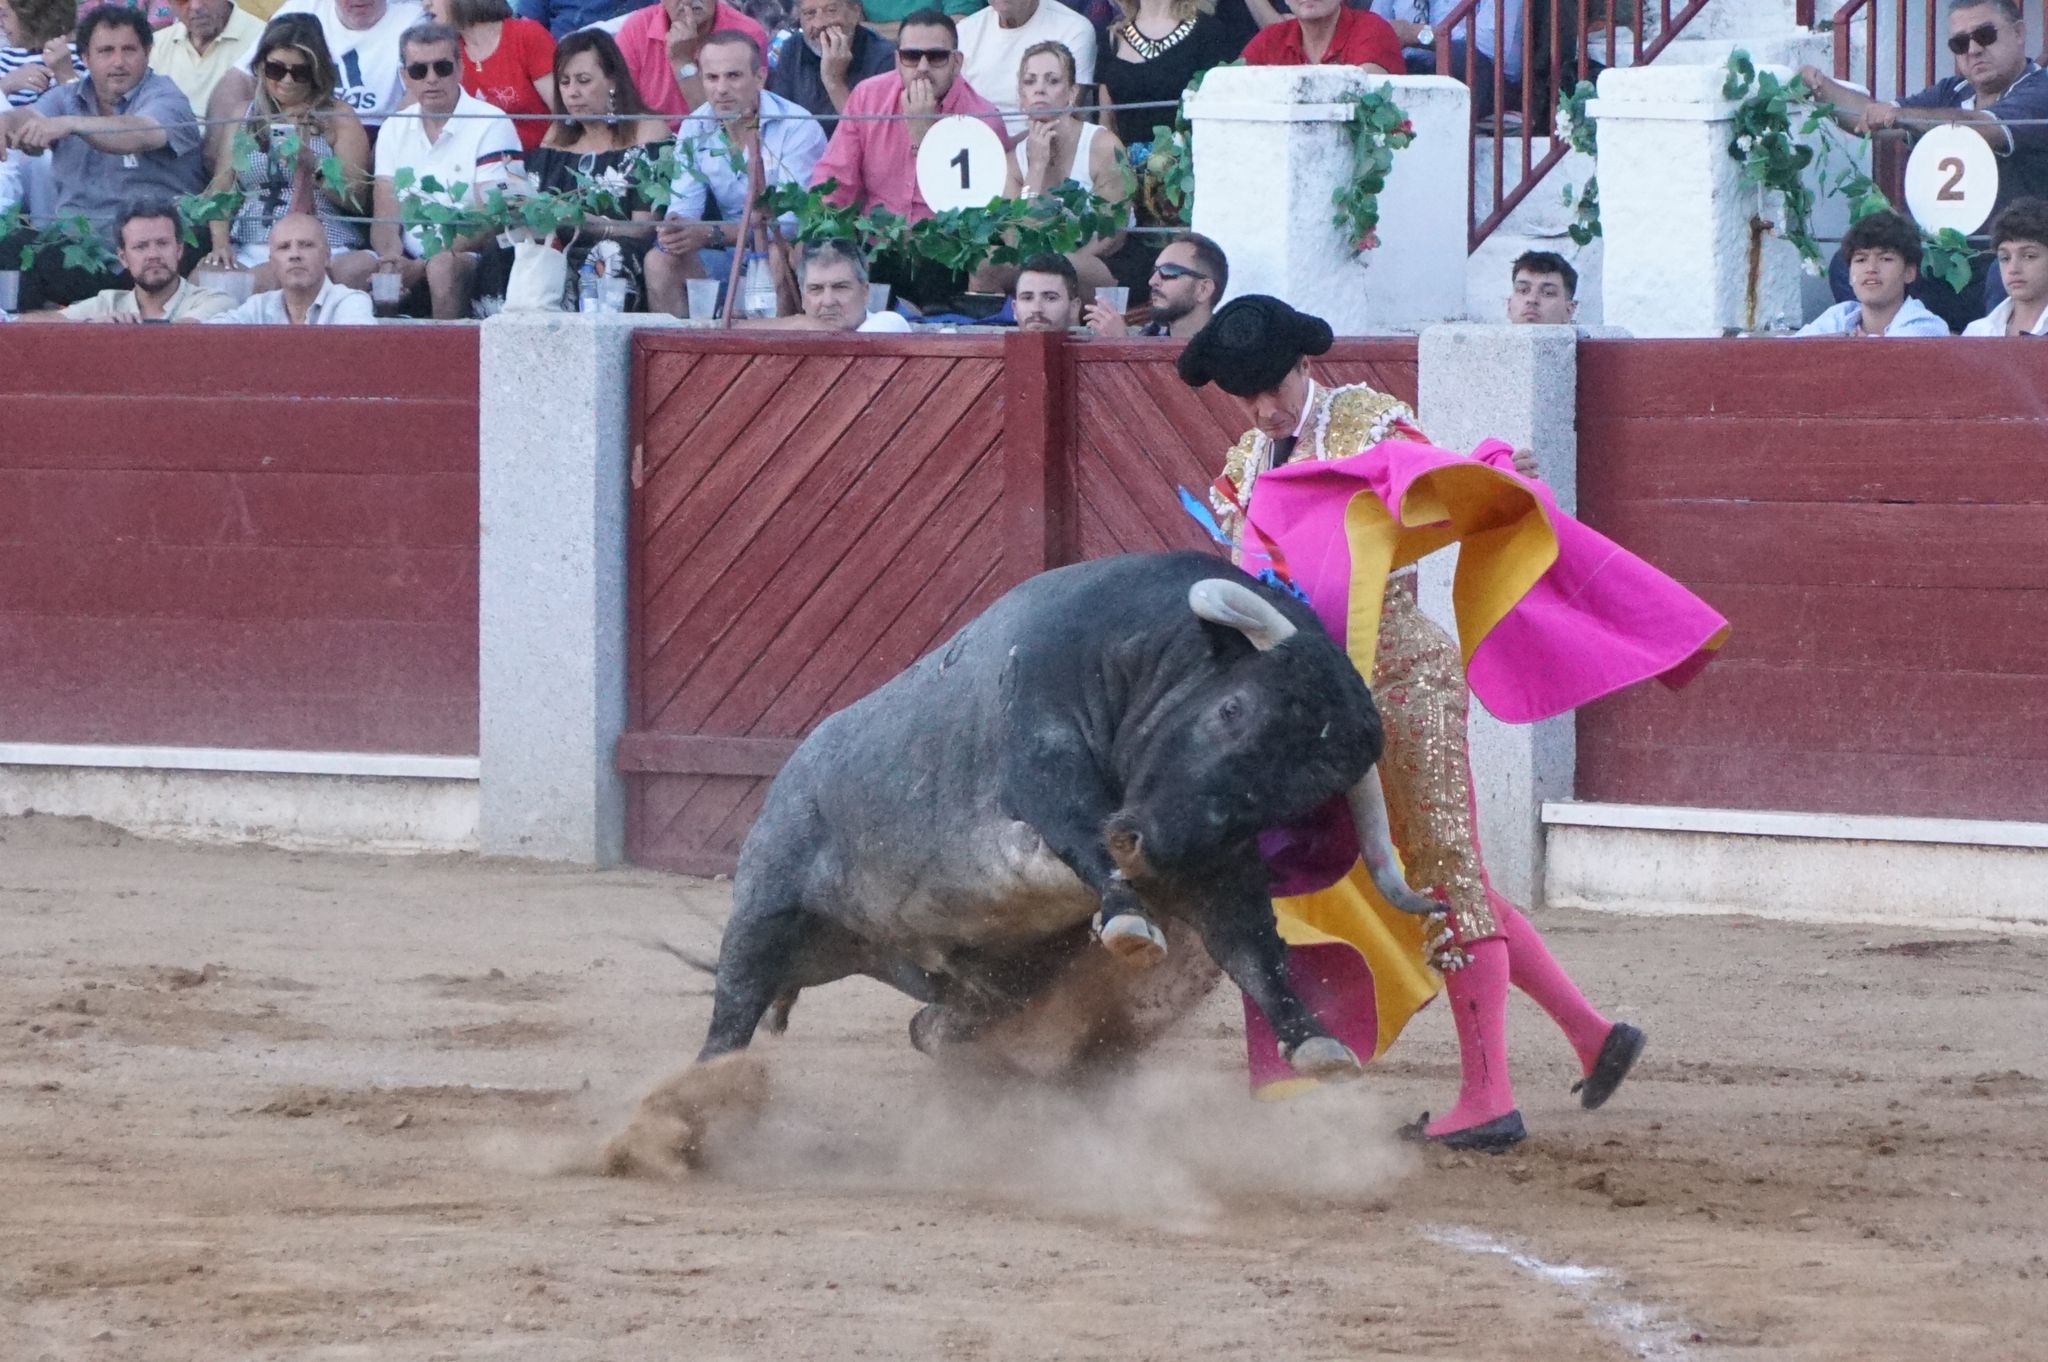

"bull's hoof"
[601,1053,770,1179]
[1284,1036,1364,1081]
[1096,913,1168,967]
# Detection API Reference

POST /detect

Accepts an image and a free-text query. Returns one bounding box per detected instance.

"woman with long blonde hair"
[198,14,370,286]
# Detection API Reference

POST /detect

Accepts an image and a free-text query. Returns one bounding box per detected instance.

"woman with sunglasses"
[965,40,1127,296]
[197,14,369,285]
[526,30,670,304]
[423,0,555,152]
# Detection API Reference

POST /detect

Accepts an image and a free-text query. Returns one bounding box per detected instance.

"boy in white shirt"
[1963,198,2048,336]
[1797,210,1951,337]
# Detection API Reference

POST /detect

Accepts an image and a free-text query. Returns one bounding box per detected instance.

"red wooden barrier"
[0,327,481,755]
[1574,338,2048,822]
[622,331,1420,874]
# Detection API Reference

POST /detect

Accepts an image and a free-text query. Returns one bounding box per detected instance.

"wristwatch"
[1415,23,1435,45]
[675,60,699,78]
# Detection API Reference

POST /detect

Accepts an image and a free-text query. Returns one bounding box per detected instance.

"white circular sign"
[914,115,1007,213]
[1904,123,1999,236]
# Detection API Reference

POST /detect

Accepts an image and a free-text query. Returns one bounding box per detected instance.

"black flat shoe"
[1397,1109,1527,1154]
[1573,1022,1646,1110]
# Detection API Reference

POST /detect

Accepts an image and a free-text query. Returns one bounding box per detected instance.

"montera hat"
[1177,294,1335,397]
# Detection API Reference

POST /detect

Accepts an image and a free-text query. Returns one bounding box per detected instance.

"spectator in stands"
[151,0,261,108]
[1796,210,1950,337]
[0,6,207,310]
[528,29,668,302]
[422,0,553,152]
[1367,0,1522,121]
[1,0,84,108]
[210,211,376,319]
[1096,0,1238,148]
[738,235,914,329]
[199,15,369,287]
[261,0,424,125]
[1801,0,2048,330]
[958,0,1093,133]
[513,0,618,41]
[1084,229,1222,336]
[17,198,235,319]
[968,40,1124,294]
[645,29,822,316]
[1242,0,1399,72]
[1506,249,1576,323]
[615,0,766,122]
[1964,197,2048,335]
[767,0,891,136]
[336,19,520,317]
[1012,249,1077,331]
[809,9,1005,221]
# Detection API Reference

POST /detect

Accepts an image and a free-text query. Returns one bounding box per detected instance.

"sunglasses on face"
[897,47,953,65]
[1948,22,2000,54]
[406,57,457,79]
[262,57,314,82]
[1151,262,1207,282]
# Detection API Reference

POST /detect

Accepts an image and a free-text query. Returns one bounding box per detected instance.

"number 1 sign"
[1904,123,2000,237]
[914,115,1007,213]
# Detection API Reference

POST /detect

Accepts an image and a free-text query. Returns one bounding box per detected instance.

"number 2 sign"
[1904,123,2000,236]
[914,115,1007,213]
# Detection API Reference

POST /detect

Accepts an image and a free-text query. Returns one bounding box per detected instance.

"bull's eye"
[1219,696,1245,722]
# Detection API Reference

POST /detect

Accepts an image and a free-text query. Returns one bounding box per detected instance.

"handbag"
[504,238,570,313]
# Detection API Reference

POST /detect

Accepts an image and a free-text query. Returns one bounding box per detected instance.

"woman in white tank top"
[969,39,1131,295]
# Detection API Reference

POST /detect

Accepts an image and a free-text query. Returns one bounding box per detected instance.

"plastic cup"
[370,270,402,307]
[600,274,629,313]
[0,269,23,313]
[867,281,892,315]
[685,276,721,320]
[1095,285,1130,317]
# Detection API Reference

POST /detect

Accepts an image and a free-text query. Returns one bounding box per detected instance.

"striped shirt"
[0,46,87,107]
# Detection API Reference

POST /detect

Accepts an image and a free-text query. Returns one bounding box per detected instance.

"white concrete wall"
[1187,68,1469,335]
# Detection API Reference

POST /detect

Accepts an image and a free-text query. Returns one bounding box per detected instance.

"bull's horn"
[1344,774,1441,916]
[1188,579,1298,652]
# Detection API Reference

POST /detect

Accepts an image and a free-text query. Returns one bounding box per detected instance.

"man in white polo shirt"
[256,0,425,124]
[956,0,1093,133]
[335,19,520,318]
[210,214,377,323]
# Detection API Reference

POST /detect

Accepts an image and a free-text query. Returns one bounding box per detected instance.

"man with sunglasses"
[1801,0,2048,329]
[259,0,425,125]
[1083,230,1224,338]
[344,19,521,317]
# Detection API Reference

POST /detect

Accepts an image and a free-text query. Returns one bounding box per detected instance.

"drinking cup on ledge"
[685,276,721,320]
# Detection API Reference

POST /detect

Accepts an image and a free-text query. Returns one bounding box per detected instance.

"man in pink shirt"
[806,7,1007,223]
[617,0,769,120]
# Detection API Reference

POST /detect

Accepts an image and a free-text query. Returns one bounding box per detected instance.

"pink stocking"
[1492,895,1612,1075]
[1424,935,1516,1136]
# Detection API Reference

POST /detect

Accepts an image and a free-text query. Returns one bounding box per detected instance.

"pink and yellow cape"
[1238,437,1729,1096]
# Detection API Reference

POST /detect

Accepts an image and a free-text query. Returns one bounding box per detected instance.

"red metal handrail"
[1436,0,1712,251]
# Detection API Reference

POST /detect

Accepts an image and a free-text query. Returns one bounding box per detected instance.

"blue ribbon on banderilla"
[1175,486,1307,605]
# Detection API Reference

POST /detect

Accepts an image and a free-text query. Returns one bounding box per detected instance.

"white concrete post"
[1414,323,1580,908]
[477,311,684,864]
[1186,68,1469,335]
[1591,62,1804,336]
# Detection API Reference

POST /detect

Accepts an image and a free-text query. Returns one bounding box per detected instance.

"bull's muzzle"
[1103,814,1156,881]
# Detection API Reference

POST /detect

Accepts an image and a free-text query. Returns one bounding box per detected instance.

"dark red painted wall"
[1574,338,2048,822]
[0,327,481,755]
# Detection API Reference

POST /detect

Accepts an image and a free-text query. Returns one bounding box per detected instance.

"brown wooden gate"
[622,331,1419,874]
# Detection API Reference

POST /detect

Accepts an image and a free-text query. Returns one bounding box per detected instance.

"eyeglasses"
[1947,22,2000,54]
[262,58,315,82]
[897,47,953,65]
[1151,263,1208,282]
[405,58,457,79]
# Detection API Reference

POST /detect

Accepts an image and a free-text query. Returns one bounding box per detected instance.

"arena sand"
[2,812,2044,1361]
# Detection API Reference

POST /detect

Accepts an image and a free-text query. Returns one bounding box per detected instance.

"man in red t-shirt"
[1241,0,1402,71]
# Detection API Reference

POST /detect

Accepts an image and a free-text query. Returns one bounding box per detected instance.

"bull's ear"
[1188,579,1298,653]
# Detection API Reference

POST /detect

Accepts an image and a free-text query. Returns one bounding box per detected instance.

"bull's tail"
[648,938,719,975]
[646,937,799,1035]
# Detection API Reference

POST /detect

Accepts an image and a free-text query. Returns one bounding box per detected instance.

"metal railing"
[1437,0,1712,249]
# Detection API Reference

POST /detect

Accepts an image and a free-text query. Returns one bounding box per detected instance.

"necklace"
[1119,14,1195,61]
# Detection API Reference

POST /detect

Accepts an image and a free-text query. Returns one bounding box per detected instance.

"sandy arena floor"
[1,812,2044,1362]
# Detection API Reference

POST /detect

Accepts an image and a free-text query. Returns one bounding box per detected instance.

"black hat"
[1177,295,1334,397]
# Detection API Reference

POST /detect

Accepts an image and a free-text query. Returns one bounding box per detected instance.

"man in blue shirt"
[643,29,827,316]
[1802,0,2048,329]
[767,0,895,136]
[517,0,647,40]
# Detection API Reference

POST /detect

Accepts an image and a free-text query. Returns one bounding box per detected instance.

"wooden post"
[1001,329,1077,575]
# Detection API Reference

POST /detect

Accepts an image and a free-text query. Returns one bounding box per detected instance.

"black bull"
[694,551,1437,1080]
